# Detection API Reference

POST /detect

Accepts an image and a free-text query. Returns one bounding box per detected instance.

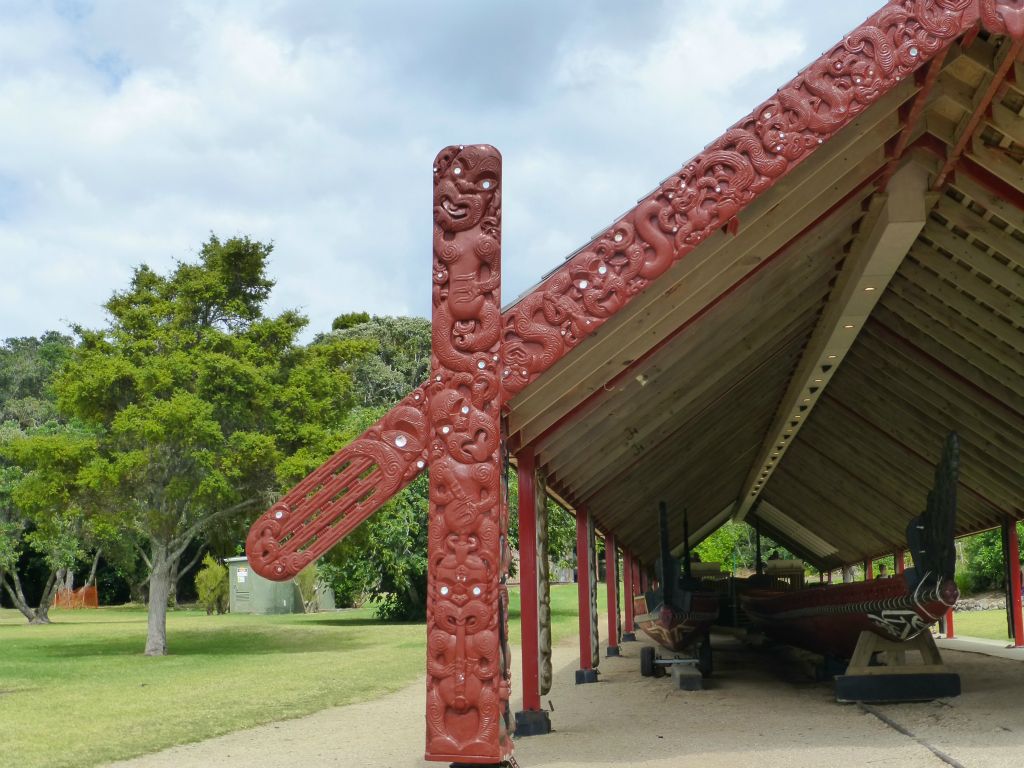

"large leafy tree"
[0,333,74,428]
[0,333,95,624]
[0,420,98,623]
[328,314,432,408]
[56,236,370,654]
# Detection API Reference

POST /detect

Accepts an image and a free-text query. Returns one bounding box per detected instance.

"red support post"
[622,549,636,641]
[944,608,956,639]
[425,146,511,764]
[575,507,597,683]
[895,550,905,575]
[513,449,551,736]
[864,559,873,581]
[606,533,619,657]
[1005,520,1024,648]
[515,450,541,710]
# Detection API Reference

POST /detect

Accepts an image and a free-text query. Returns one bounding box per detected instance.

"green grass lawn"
[952,608,1013,642]
[0,582,600,768]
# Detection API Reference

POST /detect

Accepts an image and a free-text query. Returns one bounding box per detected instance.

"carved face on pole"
[433,146,501,234]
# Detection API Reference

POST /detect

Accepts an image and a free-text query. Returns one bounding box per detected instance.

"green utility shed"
[226,556,298,614]
[224,556,336,614]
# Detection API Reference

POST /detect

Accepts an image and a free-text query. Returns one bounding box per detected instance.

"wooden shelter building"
[244,2,1024,764]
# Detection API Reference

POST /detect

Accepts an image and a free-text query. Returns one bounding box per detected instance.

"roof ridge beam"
[734,162,931,522]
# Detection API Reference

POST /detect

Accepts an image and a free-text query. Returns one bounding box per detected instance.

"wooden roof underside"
[506,30,1024,569]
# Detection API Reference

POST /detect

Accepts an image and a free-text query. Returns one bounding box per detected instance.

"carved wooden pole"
[895,550,905,575]
[605,533,620,657]
[536,467,553,703]
[513,448,550,735]
[622,549,636,641]
[575,506,598,684]
[425,145,511,764]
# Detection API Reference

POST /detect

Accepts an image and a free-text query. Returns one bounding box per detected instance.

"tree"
[0,333,74,428]
[194,554,228,615]
[693,520,794,574]
[328,315,431,407]
[55,236,370,654]
[0,333,97,623]
[0,419,98,623]
[958,524,1024,594]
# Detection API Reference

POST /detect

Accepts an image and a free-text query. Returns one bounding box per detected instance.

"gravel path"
[108,634,1024,768]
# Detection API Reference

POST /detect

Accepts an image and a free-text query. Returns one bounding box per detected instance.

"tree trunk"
[31,569,60,625]
[145,543,173,656]
[59,567,74,593]
[172,545,204,607]
[168,556,180,608]
[130,577,147,605]
[2,570,38,622]
[85,549,101,587]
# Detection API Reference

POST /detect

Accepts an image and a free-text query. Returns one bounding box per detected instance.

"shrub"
[194,555,228,615]
[294,564,320,613]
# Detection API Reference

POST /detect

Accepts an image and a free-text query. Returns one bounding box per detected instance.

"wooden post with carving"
[424,145,511,764]
[605,533,620,657]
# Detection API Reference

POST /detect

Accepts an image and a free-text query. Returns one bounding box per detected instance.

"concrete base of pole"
[575,668,599,684]
[606,646,620,657]
[514,709,552,737]
[621,632,636,642]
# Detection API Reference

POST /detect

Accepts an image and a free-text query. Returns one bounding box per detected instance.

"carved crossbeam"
[247,1,1019,582]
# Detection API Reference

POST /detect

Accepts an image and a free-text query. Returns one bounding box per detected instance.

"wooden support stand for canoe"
[834,630,960,703]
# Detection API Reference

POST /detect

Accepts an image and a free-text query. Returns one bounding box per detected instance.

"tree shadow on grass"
[29,626,379,659]
[275,617,421,628]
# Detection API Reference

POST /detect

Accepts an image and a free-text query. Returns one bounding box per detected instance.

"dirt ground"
[109,633,1024,768]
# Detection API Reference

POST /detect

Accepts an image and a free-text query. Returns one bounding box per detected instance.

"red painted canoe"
[741,575,958,659]
[633,592,720,653]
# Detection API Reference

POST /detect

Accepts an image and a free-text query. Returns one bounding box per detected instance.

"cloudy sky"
[0,0,882,341]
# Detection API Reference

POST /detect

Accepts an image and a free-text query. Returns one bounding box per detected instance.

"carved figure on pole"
[424,145,511,764]
[536,467,553,697]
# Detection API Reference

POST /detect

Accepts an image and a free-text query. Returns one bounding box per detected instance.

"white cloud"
[0,0,882,341]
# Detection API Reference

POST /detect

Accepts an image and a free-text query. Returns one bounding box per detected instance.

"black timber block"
[621,632,637,642]
[606,646,620,657]
[514,709,552,737]
[835,673,961,703]
[575,668,599,684]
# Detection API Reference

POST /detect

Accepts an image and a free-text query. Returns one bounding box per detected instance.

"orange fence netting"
[51,586,99,609]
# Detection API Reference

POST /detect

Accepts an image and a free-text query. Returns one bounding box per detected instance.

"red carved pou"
[425,145,511,764]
